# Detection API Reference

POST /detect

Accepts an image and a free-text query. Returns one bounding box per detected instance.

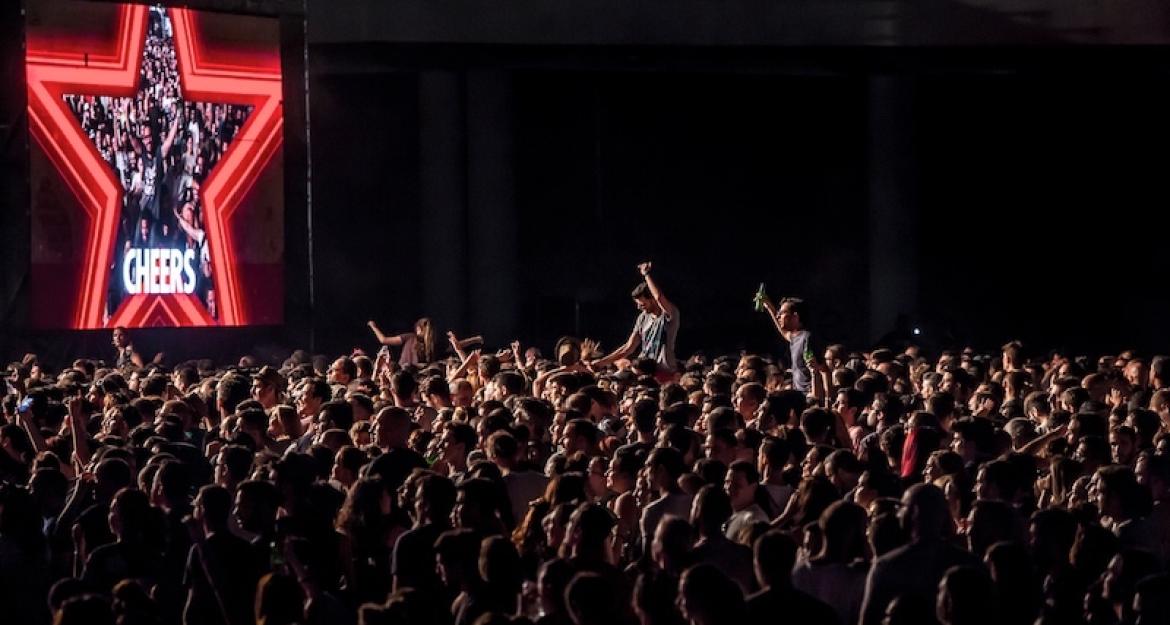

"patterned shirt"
[635,303,680,371]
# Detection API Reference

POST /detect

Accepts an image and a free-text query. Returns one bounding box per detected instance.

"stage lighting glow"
[26,2,284,328]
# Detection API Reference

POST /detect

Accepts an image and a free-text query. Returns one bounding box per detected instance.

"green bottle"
[753,283,767,312]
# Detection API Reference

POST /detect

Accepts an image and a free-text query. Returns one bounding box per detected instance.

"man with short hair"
[492,371,527,402]
[1150,389,1170,430]
[232,479,279,556]
[392,473,456,596]
[212,445,253,493]
[183,485,260,625]
[690,485,754,592]
[859,484,983,625]
[760,296,819,394]
[488,430,548,526]
[422,375,452,409]
[438,422,477,479]
[449,379,474,409]
[1135,452,1170,564]
[215,374,251,423]
[1110,425,1139,466]
[638,447,692,549]
[173,366,200,395]
[733,382,765,424]
[588,262,680,379]
[294,378,330,424]
[390,371,419,409]
[834,387,868,451]
[367,407,427,489]
[329,357,356,386]
[236,408,277,453]
[561,418,600,457]
[758,436,793,517]
[250,366,284,410]
[936,566,995,625]
[748,530,840,625]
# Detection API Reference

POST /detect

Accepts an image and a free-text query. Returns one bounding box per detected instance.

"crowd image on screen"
[62,7,252,321]
[3,262,1170,625]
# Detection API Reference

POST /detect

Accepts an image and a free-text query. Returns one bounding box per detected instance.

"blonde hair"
[415,317,435,363]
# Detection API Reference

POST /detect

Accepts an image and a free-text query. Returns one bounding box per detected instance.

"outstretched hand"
[581,338,600,359]
[638,261,652,277]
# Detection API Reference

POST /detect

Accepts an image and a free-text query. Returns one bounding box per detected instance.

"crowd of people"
[2,261,1170,625]
[63,7,252,319]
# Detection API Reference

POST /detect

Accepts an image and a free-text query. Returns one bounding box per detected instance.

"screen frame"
[4,0,311,362]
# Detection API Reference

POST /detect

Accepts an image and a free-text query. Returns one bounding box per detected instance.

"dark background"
[4,0,1170,367]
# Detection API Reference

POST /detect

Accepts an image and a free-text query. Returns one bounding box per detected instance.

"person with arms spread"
[588,262,680,381]
[367,317,436,367]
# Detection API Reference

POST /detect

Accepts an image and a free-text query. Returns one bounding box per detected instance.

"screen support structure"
[302,0,316,353]
[1,0,31,359]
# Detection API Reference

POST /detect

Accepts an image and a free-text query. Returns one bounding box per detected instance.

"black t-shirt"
[77,501,115,555]
[83,540,163,594]
[0,452,29,487]
[183,532,261,625]
[139,142,163,222]
[391,522,449,596]
[368,447,427,491]
[747,585,841,625]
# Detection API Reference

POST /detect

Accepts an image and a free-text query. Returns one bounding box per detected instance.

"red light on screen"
[26,3,283,328]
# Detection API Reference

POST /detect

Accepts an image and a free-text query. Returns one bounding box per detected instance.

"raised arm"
[14,406,48,455]
[532,367,555,399]
[114,118,125,152]
[368,321,407,347]
[1019,423,1068,458]
[446,330,467,361]
[447,349,480,383]
[759,297,789,342]
[67,396,92,470]
[161,109,180,156]
[127,124,144,155]
[172,208,204,242]
[445,331,484,362]
[638,261,675,316]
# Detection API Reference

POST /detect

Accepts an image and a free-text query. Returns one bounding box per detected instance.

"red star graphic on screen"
[26,4,282,328]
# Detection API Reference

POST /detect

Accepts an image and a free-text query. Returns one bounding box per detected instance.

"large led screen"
[26,2,284,328]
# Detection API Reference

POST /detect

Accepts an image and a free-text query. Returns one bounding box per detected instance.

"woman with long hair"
[513,498,552,579]
[267,405,302,454]
[772,475,839,531]
[367,317,436,366]
[335,476,401,604]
